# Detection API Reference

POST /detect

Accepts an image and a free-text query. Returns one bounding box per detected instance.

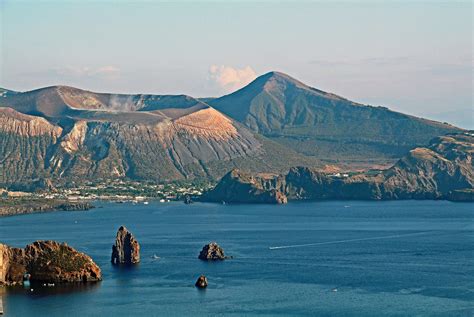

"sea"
[0,200,472,316]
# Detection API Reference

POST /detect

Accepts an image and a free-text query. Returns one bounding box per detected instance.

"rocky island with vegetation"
[0,241,101,285]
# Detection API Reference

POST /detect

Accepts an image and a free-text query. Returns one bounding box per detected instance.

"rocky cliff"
[0,241,101,285]
[202,133,474,203]
[0,87,318,189]
[111,226,140,265]
[380,134,473,199]
[201,169,287,204]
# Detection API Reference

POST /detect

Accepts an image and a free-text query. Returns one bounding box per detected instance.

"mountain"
[0,86,318,189]
[202,132,474,203]
[208,72,462,166]
[0,73,465,190]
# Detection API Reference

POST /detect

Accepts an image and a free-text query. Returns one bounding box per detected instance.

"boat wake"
[269,231,430,250]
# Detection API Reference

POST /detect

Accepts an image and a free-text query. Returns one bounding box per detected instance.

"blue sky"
[0,0,472,128]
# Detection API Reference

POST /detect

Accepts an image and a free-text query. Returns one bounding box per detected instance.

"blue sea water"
[0,200,473,316]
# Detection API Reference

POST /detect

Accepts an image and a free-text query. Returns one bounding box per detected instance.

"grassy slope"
[209,72,462,165]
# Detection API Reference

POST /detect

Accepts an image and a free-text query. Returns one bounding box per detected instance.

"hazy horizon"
[0,1,472,128]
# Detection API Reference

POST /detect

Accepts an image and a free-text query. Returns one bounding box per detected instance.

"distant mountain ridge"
[0,85,318,189]
[209,72,461,165]
[1,85,213,125]
[0,72,464,189]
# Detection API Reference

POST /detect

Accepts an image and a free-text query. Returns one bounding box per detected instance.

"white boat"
[143,201,149,205]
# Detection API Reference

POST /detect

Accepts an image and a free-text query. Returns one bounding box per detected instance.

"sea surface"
[0,200,473,316]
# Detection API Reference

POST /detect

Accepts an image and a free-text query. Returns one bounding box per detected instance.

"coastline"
[2,192,472,218]
[0,199,94,217]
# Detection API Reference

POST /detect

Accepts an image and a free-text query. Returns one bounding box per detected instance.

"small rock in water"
[183,195,193,204]
[111,226,140,264]
[198,242,227,260]
[195,275,208,288]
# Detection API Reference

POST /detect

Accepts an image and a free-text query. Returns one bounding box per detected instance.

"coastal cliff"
[201,169,287,204]
[0,241,101,285]
[202,133,474,203]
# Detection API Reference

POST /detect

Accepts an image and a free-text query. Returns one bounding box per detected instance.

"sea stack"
[198,242,226,260]
[195,275,208,288]
[111,226,140,265]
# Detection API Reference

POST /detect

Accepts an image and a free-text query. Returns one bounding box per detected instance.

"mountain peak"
[253,71,310,90]
[262,71,298,80]
[241,71,343,101]
[209,71,461,164]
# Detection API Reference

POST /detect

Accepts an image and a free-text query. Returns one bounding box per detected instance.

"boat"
[143,201,149,205]
[151,254,160,260]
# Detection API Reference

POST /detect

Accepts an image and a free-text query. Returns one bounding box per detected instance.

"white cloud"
[94,66,121,78]
[209,65,256,92]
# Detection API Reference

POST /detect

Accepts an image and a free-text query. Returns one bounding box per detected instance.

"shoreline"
[0,196,179,218]
[0,199,94,217]
[2,191,472,218]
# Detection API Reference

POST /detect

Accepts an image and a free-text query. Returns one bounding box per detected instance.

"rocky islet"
[0,241,101,285]
[111,226,141,265]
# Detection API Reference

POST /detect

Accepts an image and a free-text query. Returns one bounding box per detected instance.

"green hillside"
[209,72,461,165]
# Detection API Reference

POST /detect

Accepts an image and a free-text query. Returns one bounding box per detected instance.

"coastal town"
[0,180,214,216]
[1,180,212,201]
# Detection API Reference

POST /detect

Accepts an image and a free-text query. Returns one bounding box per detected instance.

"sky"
[0,0,472,128]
